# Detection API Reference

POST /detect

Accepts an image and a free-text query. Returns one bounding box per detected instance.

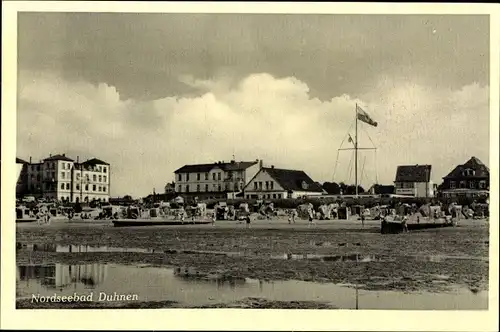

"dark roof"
[16,158,29,164]
[44,154,74,162]
[395,165,431,182]
[259,167,324,192]
[174,161,258,174]
[81,158,110,166]
[443,156,489,179]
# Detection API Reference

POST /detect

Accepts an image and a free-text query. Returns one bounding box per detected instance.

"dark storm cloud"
[18,13,489,101]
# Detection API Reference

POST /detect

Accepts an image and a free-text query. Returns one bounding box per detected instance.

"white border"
[1,2,499,331]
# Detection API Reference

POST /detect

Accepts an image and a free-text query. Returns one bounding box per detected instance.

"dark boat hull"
[381,221,454,234]
[112,219,212,227]
[16,218,38,223]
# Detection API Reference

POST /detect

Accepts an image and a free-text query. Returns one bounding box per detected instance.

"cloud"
[17,70,489,197]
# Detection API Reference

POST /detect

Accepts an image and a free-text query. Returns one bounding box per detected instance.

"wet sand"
[16,217,489,309]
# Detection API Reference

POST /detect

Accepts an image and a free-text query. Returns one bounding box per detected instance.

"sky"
[16,13,490,197]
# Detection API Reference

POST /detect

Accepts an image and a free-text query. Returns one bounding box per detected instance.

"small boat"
[16,206,37,223]
[381,217,455,234]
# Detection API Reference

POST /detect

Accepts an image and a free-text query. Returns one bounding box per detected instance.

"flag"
[356,105,378,127]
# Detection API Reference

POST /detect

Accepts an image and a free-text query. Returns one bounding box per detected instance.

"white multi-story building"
[174,159,261,199]
[23,154,111,203]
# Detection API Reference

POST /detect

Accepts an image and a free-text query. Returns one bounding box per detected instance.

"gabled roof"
[81,158,110,166]
[44,154,74,162]
[395,165,431,182]
[174,161,258,174]
[248,167,324,193]
[443,156,489,179]
[16,158,29,164]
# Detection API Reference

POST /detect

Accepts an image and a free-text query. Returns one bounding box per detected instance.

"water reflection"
[16,263,488,310]
[16,243,159,254]
[17,263,107,290]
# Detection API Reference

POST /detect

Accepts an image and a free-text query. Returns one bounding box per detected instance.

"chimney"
[63,153,65,157]
[271,165,275,169]
[77,156,80,163]
[259,160,263,169]
[49,154,52,157]
[29,156,32,163]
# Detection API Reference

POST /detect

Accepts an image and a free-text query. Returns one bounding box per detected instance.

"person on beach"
[401,215,409,233]
[307,204,315,227]
[211,211,216,226]
[245,216,251,228]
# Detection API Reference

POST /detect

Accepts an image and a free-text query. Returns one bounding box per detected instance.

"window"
[186,174,190,181]
[226,183,230,191]
[93,174,96,182]
[213,173,216,180]
[66,183,70,190]
[99,175,102,182]
[205,184,209,192]
[459,181,466,189]
[61,172,65,179]
[178,186,182,192]
[470,181,476,189]
[450,181,456,189]
[103,167,107,173]
[197,173,201,181]
[103,175,107,182]
[76,184,80,190]
[258,182,263,190]
[76,173,80,180]
[277,194,282,199]
[197,184,200,192]
[61,183,65,190]
[85,184,89,191]
[103,186,107,193]
[217,173,221,181]
[93,184,96,191]
[178,174,182,182]
[254,182,258,190]
[272,194,276,199]
[479,181,486,189]
[265,181,269,190]
[205,173,209,180]
[186,185,190,193]
[270,182,274,190]
[86,175,90,181]
[218,184,222,191]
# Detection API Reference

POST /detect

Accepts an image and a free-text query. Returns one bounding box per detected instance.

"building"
[174,159,261,199]
[439,156,489,198]
[368,184,395,195]
[243,166,325,199]
[394,164,434,197]
[16,158,29,198]
[21,153,111,203]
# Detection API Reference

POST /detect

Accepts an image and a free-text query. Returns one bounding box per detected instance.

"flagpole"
[355,103,358,197]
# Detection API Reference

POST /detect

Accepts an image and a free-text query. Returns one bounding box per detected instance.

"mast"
[355,103,358,197]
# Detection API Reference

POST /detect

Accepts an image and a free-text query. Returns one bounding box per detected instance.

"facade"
[243,166,325,199]
[394,164,434,197]
[174,159,261,199]
[21,154,111,203]
[439,156,489,198]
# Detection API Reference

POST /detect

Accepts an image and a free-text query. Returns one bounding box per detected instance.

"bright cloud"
[17,70,489,197]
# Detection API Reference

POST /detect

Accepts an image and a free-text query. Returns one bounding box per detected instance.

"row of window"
[253,181,274,191]
[449,180,486,189]
[178,182,243,193]
[178,171,241,182]
[74,173,107,183]
[59,182,108,193]
[29,162,108,173]
[246,193,285,199]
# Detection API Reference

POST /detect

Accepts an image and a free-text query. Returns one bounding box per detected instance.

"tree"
[322,182,341,194]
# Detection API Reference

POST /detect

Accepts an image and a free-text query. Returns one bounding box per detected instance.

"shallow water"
[17,263,487,309]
